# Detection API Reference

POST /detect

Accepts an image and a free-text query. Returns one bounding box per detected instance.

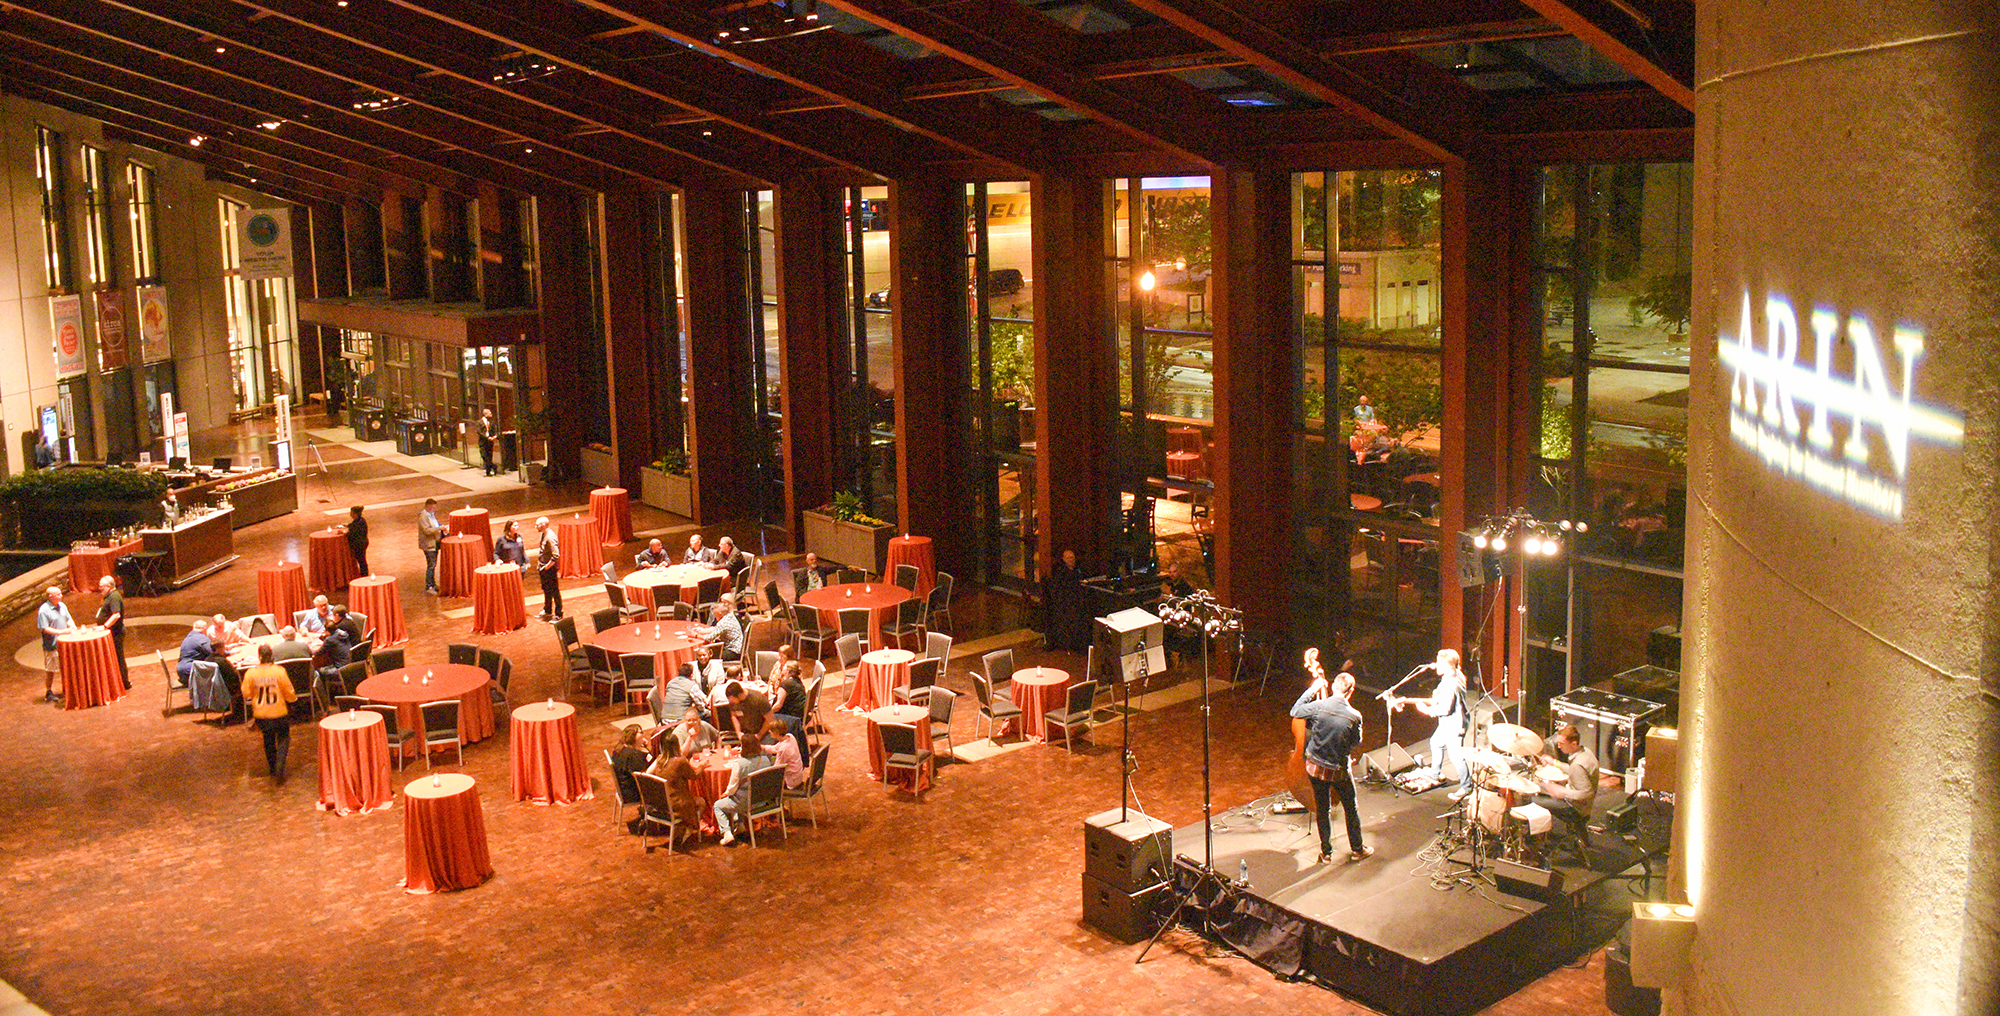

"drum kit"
[1448,723,1569,870]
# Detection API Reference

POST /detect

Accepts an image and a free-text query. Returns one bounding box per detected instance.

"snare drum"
[1464,787,1508,834]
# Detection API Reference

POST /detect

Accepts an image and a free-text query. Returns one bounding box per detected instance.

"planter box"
[578,447,620,489]
[640,467,694,519]
[801,510,894,575]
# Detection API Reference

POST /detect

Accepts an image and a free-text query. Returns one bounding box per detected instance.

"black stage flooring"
[1170,781,1614,1016]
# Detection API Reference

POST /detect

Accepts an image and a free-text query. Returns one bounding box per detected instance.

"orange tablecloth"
[555,516,603,579]
[591,620,705,684]
[590,487,633,547]
[58,628,125,710]
[447,508,493,560]
[799,582,912,650]
[257,561,310,621]
[885,535,937,597]
[688,748,739,836]
[317,709,394,815]
[622,564,727,616]
[844,648,914,713]
[1011,667,1073,741]
[1167,426,1204,456]
[1166,450,1206,481]
[471,564,526,635]
[437,535,483,598]
[357,665,495,758]
[509,701,593,805]
[68,539,141,593]
[1349,493,1383,512]
[401,773,492,894]
[348,575,407,646]
[864,704,933,792]
[308,529,359,593]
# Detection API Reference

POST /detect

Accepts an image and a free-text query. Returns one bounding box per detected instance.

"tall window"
[838,185,895,522]
[217,198,299,412]
[80,145,115,288]
[126,162,160,282]
[35,126,72,292]
[745,190,782,519]
[960,180,1036,587]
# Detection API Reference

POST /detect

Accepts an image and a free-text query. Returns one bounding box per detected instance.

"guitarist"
[1290,650,1373,865]
[1388,648,1474,801]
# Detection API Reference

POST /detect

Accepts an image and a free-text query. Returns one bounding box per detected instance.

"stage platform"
[1169,782,1615,1016]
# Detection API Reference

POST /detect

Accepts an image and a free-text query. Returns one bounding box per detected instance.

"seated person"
[329,604,365,645]
[272,626,314,662]
[642,733,703,845]
[207,613,247,648]
[634,539,669,569]
[763,717,806,790]
[669,706,722,756]
[298,596,333,635]
[1534,723,1600,844]
[769,660,809,761]
[792,551,834,597]
[650,655,710,726]
[682,533,716,566]
[312,614,358,674]
[494,520,528,569]
[715,536,749,589]
[608,727,654,830]
[706,597,747,661]
[176,621,214,685]
[712,737,767,846]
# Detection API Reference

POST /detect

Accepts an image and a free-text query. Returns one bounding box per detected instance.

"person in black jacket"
[343,505,370,576]
[1290,650,1373,864]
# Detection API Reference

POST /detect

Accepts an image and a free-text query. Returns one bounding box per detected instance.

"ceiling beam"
[1118,0,1468,161]
[1511,0,1693,109]
[822,0,1234,166]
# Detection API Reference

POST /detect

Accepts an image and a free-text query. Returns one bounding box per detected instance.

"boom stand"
[1372,661,1432,785]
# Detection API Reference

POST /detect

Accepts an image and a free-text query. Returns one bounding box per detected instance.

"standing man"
[1291,651,1372,864]
[96,575,129,690]
[533,516,563,621]
[417,498,444,594]
[477,407,498,477]
[241,643,298,783]
[343,505,370,576]
[1392,648,1473,800]
[37,587,75,703]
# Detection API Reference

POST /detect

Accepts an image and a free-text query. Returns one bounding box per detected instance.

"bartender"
[161,491,182,527]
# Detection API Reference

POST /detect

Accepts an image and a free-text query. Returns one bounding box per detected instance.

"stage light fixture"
[1472,532,1488,549]
[1558,519,1573,531]
[1490,536,1507,553]
[1523,535,1542,555]
[1575,521,1589,533]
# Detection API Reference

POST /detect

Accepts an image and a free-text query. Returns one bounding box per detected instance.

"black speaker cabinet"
[1082,874,1166,944]
[1493,857,1565,901]
[1084,808,1172,892]
[1605,924,1663,1016]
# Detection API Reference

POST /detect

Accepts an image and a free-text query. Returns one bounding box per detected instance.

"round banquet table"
[447,507,493,560]
[844,648,914,713]
[256,561,310,622]
[401,773,492,894]
[317,709,394,815]
[590,620,705,686]
[688,748,740,836]
[356,665,495,758]
[799,582,912,651]
[1349,492,1383,512]
[347,575,407,646]
[227,632,322,671]
[470,564,527,635]
[57,627,126,710]
[308,529,359,593]
[622,564,727,617]
[555,516,603,579]
[68,538,141,593]
[1011,667,1073,742]
[437,535,483,598]
[864,703,934,792]
[590,487,633,547]
[509,701,593,805]
[1167,425,1204,455]
[1166,450,1206,481]
[885,535,937,597]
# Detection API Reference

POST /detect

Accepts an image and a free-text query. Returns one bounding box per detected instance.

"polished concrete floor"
[0,416,1617,1016]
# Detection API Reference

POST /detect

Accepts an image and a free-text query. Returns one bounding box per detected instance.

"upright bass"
[1287,649,1324,820]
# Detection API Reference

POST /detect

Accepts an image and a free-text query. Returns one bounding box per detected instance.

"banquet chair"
[334,695,370,712]
[350,640,374,672]
[348,612,370,640]
[784,746,830,828]
[418,699,462,769]
[369,647,405,675]
[157,650,188,717]
[619,653,657,716]
[834,634,864,680]
[335,661,369,699]
[490,658,513,718]
[970,672,1021,742]
[292,609,315,631]
[187,660,228,718]
[925,687,957,759]
[281,658,317,719]
[754,650,780,683]
[837,568,867,585]
[448,643,479,667]
[894,656,940,707]
[836,607,872,650]
[1084,646,1117,718]
[606,750,636,830]
[926,573,955,635]
[661,600,696,622]
[1044,681,1098,752]
[802,676,827,746]
[761,580,785,619]
[365,704,412,771]
[476,647,503,686]
[693,576,726,619]
[585,643,625,707]
[737,554,759,594]
[605,582,647,622]
[981,648,1017,694]
[892,563,919,591]
[633,772,685,854]
[877,724,931,796]
[743,765,790,846]
[882,598,926,652]
[589,607,623,636]
[925,632,952,664]
[600,560,621,584]
[551,621,589,683]
[792,604,837,662]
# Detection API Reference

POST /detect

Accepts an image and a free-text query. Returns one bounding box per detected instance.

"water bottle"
[1237,859,1250,884]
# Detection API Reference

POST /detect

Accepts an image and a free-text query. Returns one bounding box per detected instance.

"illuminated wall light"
[1629,901,1697,989]
[189,135,206,147]
[214,46,227,54]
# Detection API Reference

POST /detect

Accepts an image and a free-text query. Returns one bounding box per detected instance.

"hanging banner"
[239,207,294,280]
[51,294,86,378]
[160,392,176,460]
[95,290,129,372]
[138,285,171,363]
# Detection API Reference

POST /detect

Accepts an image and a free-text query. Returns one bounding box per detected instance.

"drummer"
[1533,723,1600,837]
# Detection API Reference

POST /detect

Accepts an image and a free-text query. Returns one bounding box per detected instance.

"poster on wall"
[138,285,171,363]
[51,294,86,378]
[240,207,294,280]
[95,290,129,372]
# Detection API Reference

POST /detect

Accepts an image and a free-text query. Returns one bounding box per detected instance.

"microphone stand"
[1374,662,1430,780]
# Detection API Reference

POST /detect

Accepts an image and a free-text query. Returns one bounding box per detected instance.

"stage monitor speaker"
[1082,874,1166,944]
[1084,808,1172,892]
[1647,625,1682,671]
[1493,857,1565,901]
[1362,742,1420,778]
[1471,697,1518,748]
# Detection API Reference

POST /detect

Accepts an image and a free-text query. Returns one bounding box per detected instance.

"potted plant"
[640,449,694,518]
[578,441,619,489]
[801,490,896,574]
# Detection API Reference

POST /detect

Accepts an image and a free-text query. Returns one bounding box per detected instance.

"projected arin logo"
[1717,291,1964,519]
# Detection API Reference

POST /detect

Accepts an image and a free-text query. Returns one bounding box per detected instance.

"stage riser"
[1304,893,1586,1016]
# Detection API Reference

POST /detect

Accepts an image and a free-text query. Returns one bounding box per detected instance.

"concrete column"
[681,184,756,523]
[1029,172,1118,576]
[534,193,589,477]
[595,186,662,493]
[888,173,973,573]
[774,174,846,547]
[1673,6,1998,1015]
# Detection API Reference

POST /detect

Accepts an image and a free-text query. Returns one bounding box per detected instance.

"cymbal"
[1490,772,1541,795]
[1487,723,1545,756]
[1459,747,1516,771]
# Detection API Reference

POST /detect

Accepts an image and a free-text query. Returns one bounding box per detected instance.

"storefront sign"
[95,290,129,371]
[172,412,191,461]
[138,285,171,363]
[51,294,86,378]
[240,207,293,280]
